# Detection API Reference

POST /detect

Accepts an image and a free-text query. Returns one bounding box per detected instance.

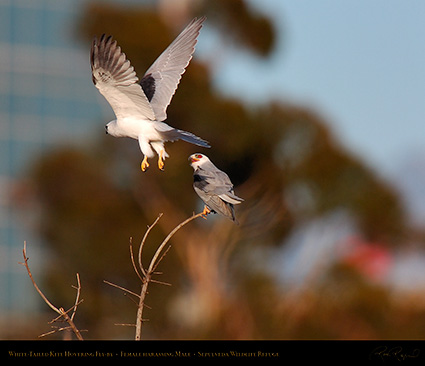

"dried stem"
[103,280,141,299]
[138,213,163,277]
[129,238,143,282]
[71,273,82,321]
[104,211,205,340]
[20,242,84,340]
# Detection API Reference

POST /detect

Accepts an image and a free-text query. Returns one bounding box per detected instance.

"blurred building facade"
[0,0,105,334]
[0,0,204,338]
[0,0,200,338]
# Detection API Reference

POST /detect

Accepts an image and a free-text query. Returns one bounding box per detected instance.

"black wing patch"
[193,173,208,190]
[140,73,156,102]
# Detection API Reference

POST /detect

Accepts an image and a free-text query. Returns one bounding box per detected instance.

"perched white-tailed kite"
[189,153,243,223]
[91,17,210,171]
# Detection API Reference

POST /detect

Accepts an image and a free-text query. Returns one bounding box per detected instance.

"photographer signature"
[370,346,420,362]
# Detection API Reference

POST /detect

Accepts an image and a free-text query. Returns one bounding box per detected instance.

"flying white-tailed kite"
[91,17,210,171]
[189,153,243,223]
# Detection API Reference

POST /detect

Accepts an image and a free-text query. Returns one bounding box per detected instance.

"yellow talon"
[201,205,211,219]
[158,150,165,171]
[141,156,149,171]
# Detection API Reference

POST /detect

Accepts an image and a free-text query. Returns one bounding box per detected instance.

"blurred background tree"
[26,0,419,340]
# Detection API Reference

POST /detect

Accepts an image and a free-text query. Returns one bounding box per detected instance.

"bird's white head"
[189,153,210,169]
[105,120,121,137]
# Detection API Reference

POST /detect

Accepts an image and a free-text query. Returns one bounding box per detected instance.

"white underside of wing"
[91,34,156,121]
[95,76,156,121]
[144,17,205,121]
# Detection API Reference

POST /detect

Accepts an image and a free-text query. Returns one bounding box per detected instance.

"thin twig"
[129,238,143,282]
[21,242,60,314]
[39,327,88,339]
[151,245,173,274]
[150,279,172,286]
[138,213,163,277]
[103,280,141,299]
[21,242,84,340]
[114,323,136,327]
[39,327,72,338]
[71,273,81,321]
[135,211,205,340]
[105,211,204,341]
[148,212,205,273]
[49,300,84,324]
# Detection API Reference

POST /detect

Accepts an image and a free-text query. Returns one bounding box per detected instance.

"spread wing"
[91,34,155,121]
[140,16,206,122]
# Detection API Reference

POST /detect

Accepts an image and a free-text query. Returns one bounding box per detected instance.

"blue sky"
[200,1,425,178]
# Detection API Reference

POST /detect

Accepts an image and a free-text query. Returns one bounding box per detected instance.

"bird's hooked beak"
[189,154,204,164]
[188,155,199,163]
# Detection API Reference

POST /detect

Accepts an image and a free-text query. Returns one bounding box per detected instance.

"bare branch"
[135,280,150,340]
[150,279,172,287]
[148,211,205,274]
[39,327,72,338]
[135,211,204,340]
[114,323,136,327]
[129,238,143,282]
[49,300,84,324]
[21,242,84,340]
[151,244,173,273]
[39,327,88,339]
[21,242,60,314]
[71,273,82,321]
[138,213,163,277]
[105,211,204,340]
[103,280,141,299]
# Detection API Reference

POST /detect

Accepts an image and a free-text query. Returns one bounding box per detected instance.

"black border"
[2,340,425,363]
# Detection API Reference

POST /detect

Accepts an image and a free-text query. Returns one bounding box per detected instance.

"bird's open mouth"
[189,154,203,163]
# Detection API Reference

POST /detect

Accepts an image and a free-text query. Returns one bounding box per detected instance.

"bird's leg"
[158,150,165,171]
[141,156,150,171]
[201,205,211,219]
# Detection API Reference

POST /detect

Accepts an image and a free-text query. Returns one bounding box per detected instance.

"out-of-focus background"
[1,0,425,340]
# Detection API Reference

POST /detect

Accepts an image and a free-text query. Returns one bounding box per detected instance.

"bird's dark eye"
[195,154,203,159]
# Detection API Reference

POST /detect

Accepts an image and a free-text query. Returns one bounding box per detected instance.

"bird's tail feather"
[177,129,211,148]
[219,193,244,205]
[160,128,211,148]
